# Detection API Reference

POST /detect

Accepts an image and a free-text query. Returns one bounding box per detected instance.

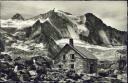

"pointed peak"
[85,13,103,24]
[35,19,41,24]
[85,13,100,19]
[85,13,99,19]
[57,10,72,15]
[36,19,41,23]
[12,13,22,16]
[11,13,24,20]
[53,8,55,11]
[32,19,41,27]
[85,13,94,16]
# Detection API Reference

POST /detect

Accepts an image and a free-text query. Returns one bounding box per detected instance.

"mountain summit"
[11,13,24,20]
[79,13,127,46]
[1,10,127,46]
[0,10,127,63]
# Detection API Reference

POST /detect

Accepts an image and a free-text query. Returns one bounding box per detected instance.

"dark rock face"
[0,33,5,53]
[80,13,127,46]
[33,33,61,59]
[0,39,5,52]
[30,20,62,40]
[11,13,24,20]
[41,21,62,40]
[26,20,61,58]
[29,10,78,39]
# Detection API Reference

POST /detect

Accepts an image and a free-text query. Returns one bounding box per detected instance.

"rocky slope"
[29,10,79,39]
[29,19,62,40]
[80,13,127,46]
[0,32,5,53]
[2,10,126,46]
[27,10,127,46]
[0,9,127,60]
[0,27,60,59]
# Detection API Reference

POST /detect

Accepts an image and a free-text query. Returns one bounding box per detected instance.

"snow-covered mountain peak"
[1,10,127,46]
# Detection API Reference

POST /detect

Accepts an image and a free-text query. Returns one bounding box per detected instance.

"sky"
[0,1,127,31]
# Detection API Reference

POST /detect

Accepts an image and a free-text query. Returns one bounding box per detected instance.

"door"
[90,63,95,73]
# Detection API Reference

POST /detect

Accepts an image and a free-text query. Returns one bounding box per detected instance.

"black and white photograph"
[0,1,127,82]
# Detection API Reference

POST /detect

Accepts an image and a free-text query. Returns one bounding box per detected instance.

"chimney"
[69,38,74,47]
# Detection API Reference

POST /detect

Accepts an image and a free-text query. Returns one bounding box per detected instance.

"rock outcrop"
[80,13,127,46]
[0,33,5,53]
[11,13,24,20]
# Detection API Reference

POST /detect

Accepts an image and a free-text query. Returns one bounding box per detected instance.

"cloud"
[0,1,127,31]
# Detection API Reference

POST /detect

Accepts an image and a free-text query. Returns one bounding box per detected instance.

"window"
[63,55,66,60]
[58,65,62,68]
[70,64,74,69]
[70,54,75,59]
